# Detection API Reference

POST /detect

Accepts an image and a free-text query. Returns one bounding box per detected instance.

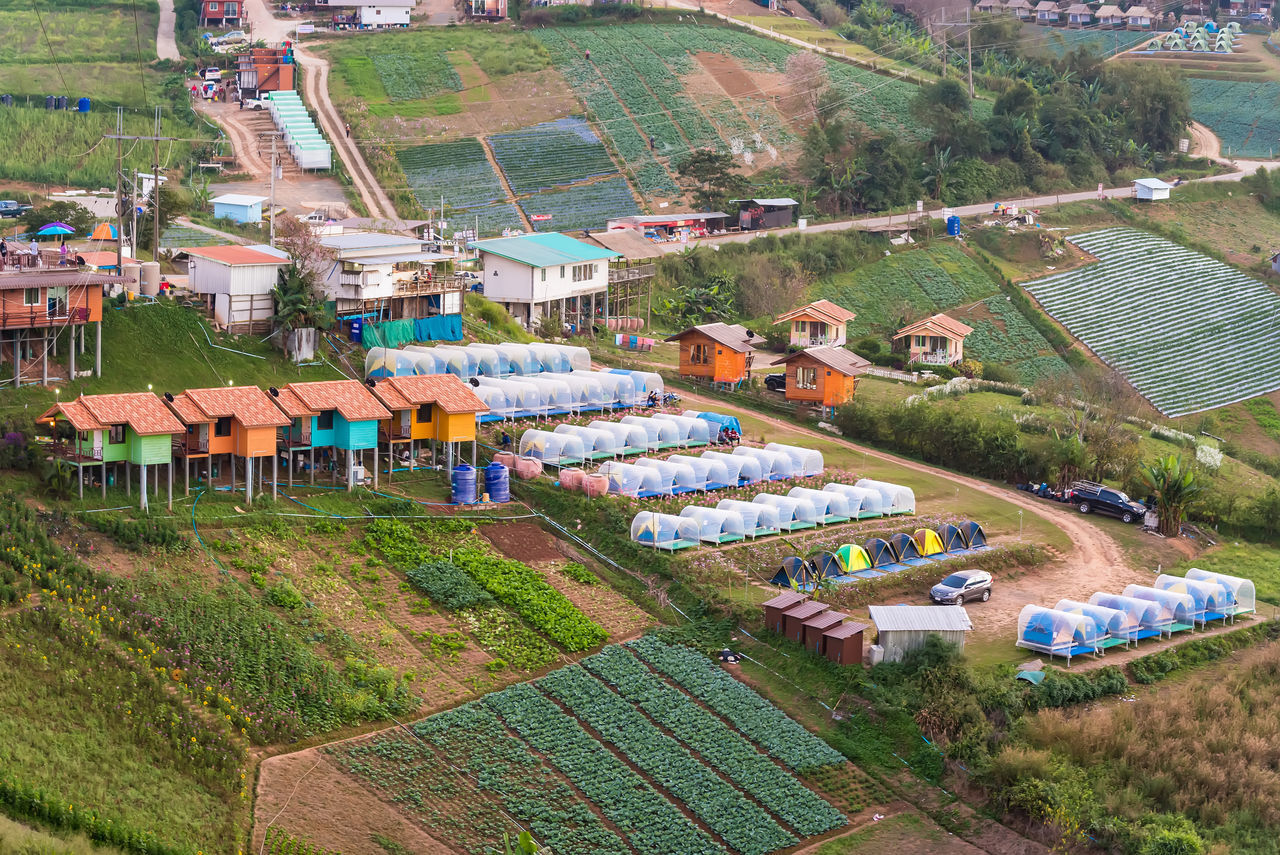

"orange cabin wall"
[784,356,858,408]
[236,425,278,458]
[0,283,101,325]
[676,332,717,380]
[676,332,750,383]
[207,426,234,456]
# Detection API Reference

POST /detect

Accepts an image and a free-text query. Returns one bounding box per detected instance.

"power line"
[32,0,68,94]
[130,0,150,106]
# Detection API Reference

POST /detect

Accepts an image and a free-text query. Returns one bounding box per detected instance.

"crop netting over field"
[1024,228,1280,416]
[490,117,619,194]
[329,637,846,855]
[521,176,638,232]
[1187,78,1280,158]
[397,139,525,235]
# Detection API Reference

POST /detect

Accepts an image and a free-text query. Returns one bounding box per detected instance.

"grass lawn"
[0,0,158,65]
[0,815,126,855]
[1172,542,1280,606]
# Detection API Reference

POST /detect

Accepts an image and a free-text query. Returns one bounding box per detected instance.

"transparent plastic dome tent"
[434,345,502,378]
[1016,606,1103,664]
[518,429,586,466]
[470,384,510,422]
[528,343,573,373]
[553,424,621,459]
[1123,584,1199,629]
[1054,599,1136,647]
[855,479,916,514]
[465,344,517,376]
[581,371,638,407]
[520,376,575,414]
[366,348,419,379]
[651,413,712,447]
[476,377,542,418]
[544,343,591,371]
[822,483,885,519]
[732,446,797,480]
[611,369,663,401]
[597,461,664,497]
[631,512,700,550]
[407,345,475,379]
[788,487,852,523]
[683,410,743,436]
[1186,568,1254,615]
[635,457,702,493]
[701,450,758,486]
[589,421,648,455]
[715,499,781,537]
[668,454,732,490]
[679,506,747,544]
[752,493,820,531]
[1089,592,1170,639]
[1154,574,1226,625]
[621,416,680,450]
[765,442,824,477]
[494,344,542,376]
[561,373,609,410]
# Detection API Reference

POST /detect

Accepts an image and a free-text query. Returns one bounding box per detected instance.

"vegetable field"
[1020,24,1150,58]
[371,52,462,101]
[1187,78,1280,158]
[490,117,619,194]
[521,176,638,232]
[330,637,848,855]
[397,140,524,235]
[1024,228,1280,416]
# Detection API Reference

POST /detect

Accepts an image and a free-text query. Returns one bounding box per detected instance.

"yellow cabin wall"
[435,411,477,443]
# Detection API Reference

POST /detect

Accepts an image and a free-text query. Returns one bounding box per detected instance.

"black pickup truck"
[1068,480,1147,524]
[0,200,32,219]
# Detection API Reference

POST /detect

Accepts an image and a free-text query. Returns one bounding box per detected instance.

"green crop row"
[582,646,847,836]
[539,664,797,855]
[628,636,846,771]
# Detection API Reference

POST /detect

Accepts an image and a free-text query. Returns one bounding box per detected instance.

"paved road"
[416,0,458,25]
[156,0,181,60]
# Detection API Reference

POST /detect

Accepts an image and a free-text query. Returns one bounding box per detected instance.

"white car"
[241,98,266,110]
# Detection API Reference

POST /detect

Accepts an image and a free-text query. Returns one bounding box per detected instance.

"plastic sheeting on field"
[679,506,747,543]
[855,479,916,514]
[553,424,621,458]
[1123,584,1198,628]
[1186,568,1254,614]
[620,415,680,449]
[683,410,743,436]
[732,446,798,480]
[716,499,781,536]
[668,454,732,490]
[822,483,885,518]
[1089,592,1170,637]
[702,450,760,485]
[651,413,712,446]
[518,429,586,465]
[597,461,664,497]
[635,457,701,493]
[752,493,820,528]
[589,420,649,454]
[788,487,852,522]
[1054,599,1136,643]
[1016,606,1102,661]
[765,442,824,477]
[630,512,699,550]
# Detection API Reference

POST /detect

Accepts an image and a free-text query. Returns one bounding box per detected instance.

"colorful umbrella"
[36,222,75,236]
[89,223,118,240]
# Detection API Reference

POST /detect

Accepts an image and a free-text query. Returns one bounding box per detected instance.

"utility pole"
[939,14,948,79]
[114,108,124,273]
[966,7,975,110]
[261,130,283,247]
[153,106,162,259]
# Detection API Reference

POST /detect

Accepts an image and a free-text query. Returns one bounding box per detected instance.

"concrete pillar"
[230,453,236,495]
[41,330,47,386]
[78,465,83,500]
[246,455,254,506]
[373,446,379,490]
[101,462,106,500]
[167,460,173,511]
[309,446,315,486]
[95,321,101,378]
[69,331,75,380]
[272,453,278,501]
[184,456,189,496]
[346,448,353,492]
[126,460,131,496]
[140,463,148,512]
[409,439,415,473]
[332,447,338,485]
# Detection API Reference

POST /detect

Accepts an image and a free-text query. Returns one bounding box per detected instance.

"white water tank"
[122,261,142,295]
[868,645,884,667]
[140,261,161,296]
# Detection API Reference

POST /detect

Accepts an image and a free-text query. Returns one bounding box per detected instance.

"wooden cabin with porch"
[167,386,290,505]
[268,386,321,487]
[771,346,870,419]
[279,380,391,491]
[368,374,489,475]
[0,267,123,387]
[893,314,974,367]
[665,323,757,389]
[39,393,184,509]
[774,299,857,348]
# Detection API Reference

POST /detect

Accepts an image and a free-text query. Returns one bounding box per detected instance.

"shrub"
[561,561,599,585]
[266,579,305,610]
[77,512,187,552]
[981,362,1019,384]
[405,559,495,611]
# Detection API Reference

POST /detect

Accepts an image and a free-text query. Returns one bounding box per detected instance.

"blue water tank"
[484,462,510,504]
[946,215,962,237]
[451,463,477,504]
[44,95,54,110]
[77,97,90,113]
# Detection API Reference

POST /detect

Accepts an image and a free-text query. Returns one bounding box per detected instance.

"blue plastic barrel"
[451,464,477,504]
[946,215,962,236]
[484,462,510,504]
[77,97,90,112]
[44,95,54,110]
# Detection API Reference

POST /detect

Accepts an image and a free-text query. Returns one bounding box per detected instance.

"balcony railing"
[609,264,656,283]
[277,430,312,448]
[914,351,956,366]
[173,437,210,455]
[0,306,89,329]
[394,275,467,297]
[379,425,411,441]
[48,442,103,463]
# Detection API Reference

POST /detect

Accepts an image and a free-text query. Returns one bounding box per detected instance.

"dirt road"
[156,0,180,61]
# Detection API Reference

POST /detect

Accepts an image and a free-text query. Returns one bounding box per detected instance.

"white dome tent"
[630,511,700,551]
[476,377,543,418]
[518,429,586,466]
[589,420,649,455]
[520,375,575,414]
[621,415,681,450]
[1015,606,1103,665]
[788,487,852,523]
[553,424,622,459]
[752,493,820,531]
[598,460,665,497]
[635,457,703,493]
[678,506,747,544]
[1186,568,1254,616]
[732,446,798,480]
[855,478,916,515]
[701,450,760,486]
[715,498,782,537]
[668,454,733,490]
[651,413,712,447]
[821,483,885,519]
[765,442,824,477]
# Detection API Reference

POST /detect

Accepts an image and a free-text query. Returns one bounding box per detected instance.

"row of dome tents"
[630,479,918,549]
[770,522,990,589]
[1016,569,1256,665]
[366,342,592,379]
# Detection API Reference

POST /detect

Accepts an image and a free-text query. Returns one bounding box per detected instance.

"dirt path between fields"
[1189,120,1222,161]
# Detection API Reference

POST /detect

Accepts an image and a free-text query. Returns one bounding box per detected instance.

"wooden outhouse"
[763,591,809,634]
[804,611,848,654]
[783,600,830,643]
[823,621,869,666]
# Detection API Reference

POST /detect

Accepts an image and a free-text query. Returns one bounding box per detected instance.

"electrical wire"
[32,0,68,94]
[130,0,150,106]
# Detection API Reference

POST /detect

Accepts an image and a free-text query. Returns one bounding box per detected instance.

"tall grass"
[0,0,158,65]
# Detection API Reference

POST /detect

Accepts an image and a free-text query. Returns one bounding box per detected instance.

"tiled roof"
[384,375,490,414]
[182,245,292,266]
[184,386,291,428]
[665,322,757,353]
[0,271,125,291]
[772,346,871,376]
[368,379,414,412]
[40,399,105,432]
[286,380,391,422]
[165,392,209,425]
[775,299,858,326]
[78,392,184,435]
[894,313,975,341]
[269,386,319,419]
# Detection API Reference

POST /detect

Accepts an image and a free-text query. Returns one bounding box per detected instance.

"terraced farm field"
[397,139,525,234]
[328,636,850,855]
[1187,78,1280,158]
[1024,228,1280,416]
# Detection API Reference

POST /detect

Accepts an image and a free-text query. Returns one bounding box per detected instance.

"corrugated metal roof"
[869,605,972,633]
[823,622,869,639]
[784,601,830,621]
[730,198,799,207]
[320,232,422,251]
[762,591,808,610]
[211,194,268,206]
[1133,178,1174,190]
[665,322,757,352]
[469,233,619,268]
[184,245,292,266]
[772,346,870,376]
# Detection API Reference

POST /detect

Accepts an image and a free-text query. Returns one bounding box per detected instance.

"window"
[46,286,68,319]
[559,266,565,279]
[316,410,334,431]
[690,343,711,365]
[795,320,806,334]
[108,424,126,444]
[913,335,925,348]
[571,263,596,282]
[22,288,39,307]
[209,1,218,9]
[416,402,433,423]
[540,268,546,282]
[797,367,818,390]
[214,416,232,437]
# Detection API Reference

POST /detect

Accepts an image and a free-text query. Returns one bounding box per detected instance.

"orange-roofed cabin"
[368,374,489,478]
[0,268,124,387]
[665,323,757,390]
[165,386,289,504]
[275,380,391,491]
[771,346,870,419]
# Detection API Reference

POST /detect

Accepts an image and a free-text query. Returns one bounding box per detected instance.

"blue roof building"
[469,233,620,331]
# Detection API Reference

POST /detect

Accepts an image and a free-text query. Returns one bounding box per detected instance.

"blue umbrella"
[37,222,75,236]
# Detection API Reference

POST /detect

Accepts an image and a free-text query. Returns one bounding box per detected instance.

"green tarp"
[360,315,462,349]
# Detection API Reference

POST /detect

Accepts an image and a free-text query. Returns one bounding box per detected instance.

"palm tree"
[1140,455,1202,537]
[920,147,953,201]
[271,264,332,359]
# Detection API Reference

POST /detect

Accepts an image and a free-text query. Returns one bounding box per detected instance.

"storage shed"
[868,604,972,663]
[732,197,799,230]
[762,591,809,634]
[823,621,868,666]
[804,610,848,654]
[1133,178,1173,202]
[211,194,268,225]
[783,600,830,643]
